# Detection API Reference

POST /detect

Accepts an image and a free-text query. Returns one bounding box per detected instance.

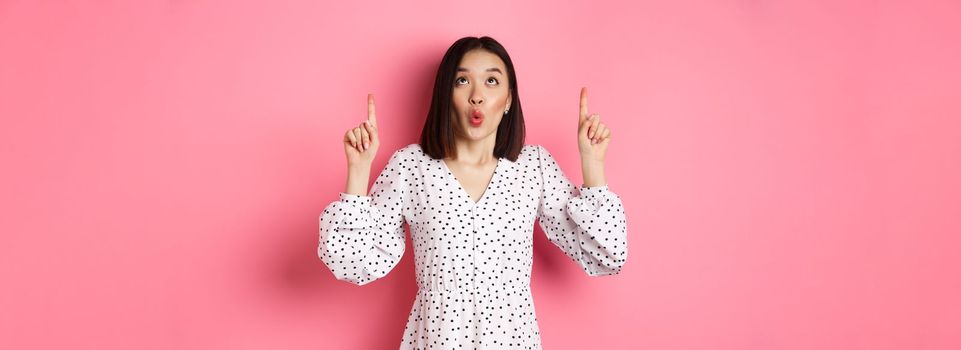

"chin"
[461,125,496,140]
[462,130,485,140]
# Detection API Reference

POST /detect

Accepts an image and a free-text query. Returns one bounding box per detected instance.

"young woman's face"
[450,49,512,141]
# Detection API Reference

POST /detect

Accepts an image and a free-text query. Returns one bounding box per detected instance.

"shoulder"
[521,144,552,159]
[386,143,424,161]
[378,144,423,180]
[512,144,550,165]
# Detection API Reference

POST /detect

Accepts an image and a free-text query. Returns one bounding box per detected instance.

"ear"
[506,90,513,110]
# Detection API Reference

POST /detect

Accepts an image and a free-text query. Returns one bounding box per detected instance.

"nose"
[469,90,483,105]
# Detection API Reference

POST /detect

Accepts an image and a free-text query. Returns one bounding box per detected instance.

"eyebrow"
[456,67,503,74]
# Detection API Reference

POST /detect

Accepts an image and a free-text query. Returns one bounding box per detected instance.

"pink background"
[2,0,960,349]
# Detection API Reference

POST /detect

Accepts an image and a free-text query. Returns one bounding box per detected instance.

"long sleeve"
[318,148,413,286]
[535,145,628,276]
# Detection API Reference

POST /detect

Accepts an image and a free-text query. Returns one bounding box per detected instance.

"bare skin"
[443,49,513,203]
[341,49,613,197]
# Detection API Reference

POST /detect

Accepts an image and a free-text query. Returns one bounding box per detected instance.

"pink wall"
[2,0,959,349]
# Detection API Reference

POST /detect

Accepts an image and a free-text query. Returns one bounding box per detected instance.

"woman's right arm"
[342,93,379,196]
[317,93,411,286]
[318,148,412,286]
[344,163,371,196]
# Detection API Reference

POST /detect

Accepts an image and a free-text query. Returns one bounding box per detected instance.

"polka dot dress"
[318,143,628,349]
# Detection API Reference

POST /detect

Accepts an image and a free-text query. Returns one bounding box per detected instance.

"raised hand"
[343,93,380,166]
[577,87,611,162]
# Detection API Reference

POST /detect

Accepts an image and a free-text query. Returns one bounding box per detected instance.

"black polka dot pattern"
[318,143,629,349]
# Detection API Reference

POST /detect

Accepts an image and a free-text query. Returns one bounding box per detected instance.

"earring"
[504,108,509,115]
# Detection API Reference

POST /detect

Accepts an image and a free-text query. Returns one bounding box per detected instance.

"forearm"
[345,163,371,196]
[581,159,607,187]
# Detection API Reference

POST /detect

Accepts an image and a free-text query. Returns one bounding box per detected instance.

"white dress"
[318,143,628,349]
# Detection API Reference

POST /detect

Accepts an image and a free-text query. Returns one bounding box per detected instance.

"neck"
[449,134,497,165]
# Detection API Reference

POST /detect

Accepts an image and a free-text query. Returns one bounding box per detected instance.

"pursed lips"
[469,109,484,125]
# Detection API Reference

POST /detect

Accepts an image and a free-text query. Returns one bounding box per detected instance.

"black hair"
[419,36,525,161]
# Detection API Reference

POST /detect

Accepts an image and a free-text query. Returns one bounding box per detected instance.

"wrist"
[581,162,606,188]
[580,158,604,170]
[582,178,607,187]
[345,163,372,196]
[347,162,372,171]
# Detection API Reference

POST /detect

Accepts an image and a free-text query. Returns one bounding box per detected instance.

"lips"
[469,110,484,126]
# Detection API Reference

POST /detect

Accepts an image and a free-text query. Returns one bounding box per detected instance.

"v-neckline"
[439,156,503,206]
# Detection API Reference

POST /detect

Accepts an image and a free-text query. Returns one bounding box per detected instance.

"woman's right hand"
[344,93,380,166]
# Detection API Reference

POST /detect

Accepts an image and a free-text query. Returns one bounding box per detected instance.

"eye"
[487,77,499,85]
[455,77,468,85]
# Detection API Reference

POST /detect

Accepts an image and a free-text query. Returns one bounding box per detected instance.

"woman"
[319,36,628,349]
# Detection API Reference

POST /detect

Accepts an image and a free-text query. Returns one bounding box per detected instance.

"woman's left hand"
[577,87,611,162]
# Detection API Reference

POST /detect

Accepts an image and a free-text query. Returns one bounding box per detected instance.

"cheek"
[495,91,510,105]
[450,88,468,105]
[492,115,504,125]
[451,92,467,111]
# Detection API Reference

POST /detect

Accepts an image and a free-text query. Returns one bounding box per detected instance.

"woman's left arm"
[533,87,627,276]
[535,145,628,277]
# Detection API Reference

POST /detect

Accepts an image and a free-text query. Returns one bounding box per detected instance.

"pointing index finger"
[367,93,377,127]
[579,87,589,121]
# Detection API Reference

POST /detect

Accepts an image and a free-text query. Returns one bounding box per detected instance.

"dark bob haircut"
[418,36,525,162]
